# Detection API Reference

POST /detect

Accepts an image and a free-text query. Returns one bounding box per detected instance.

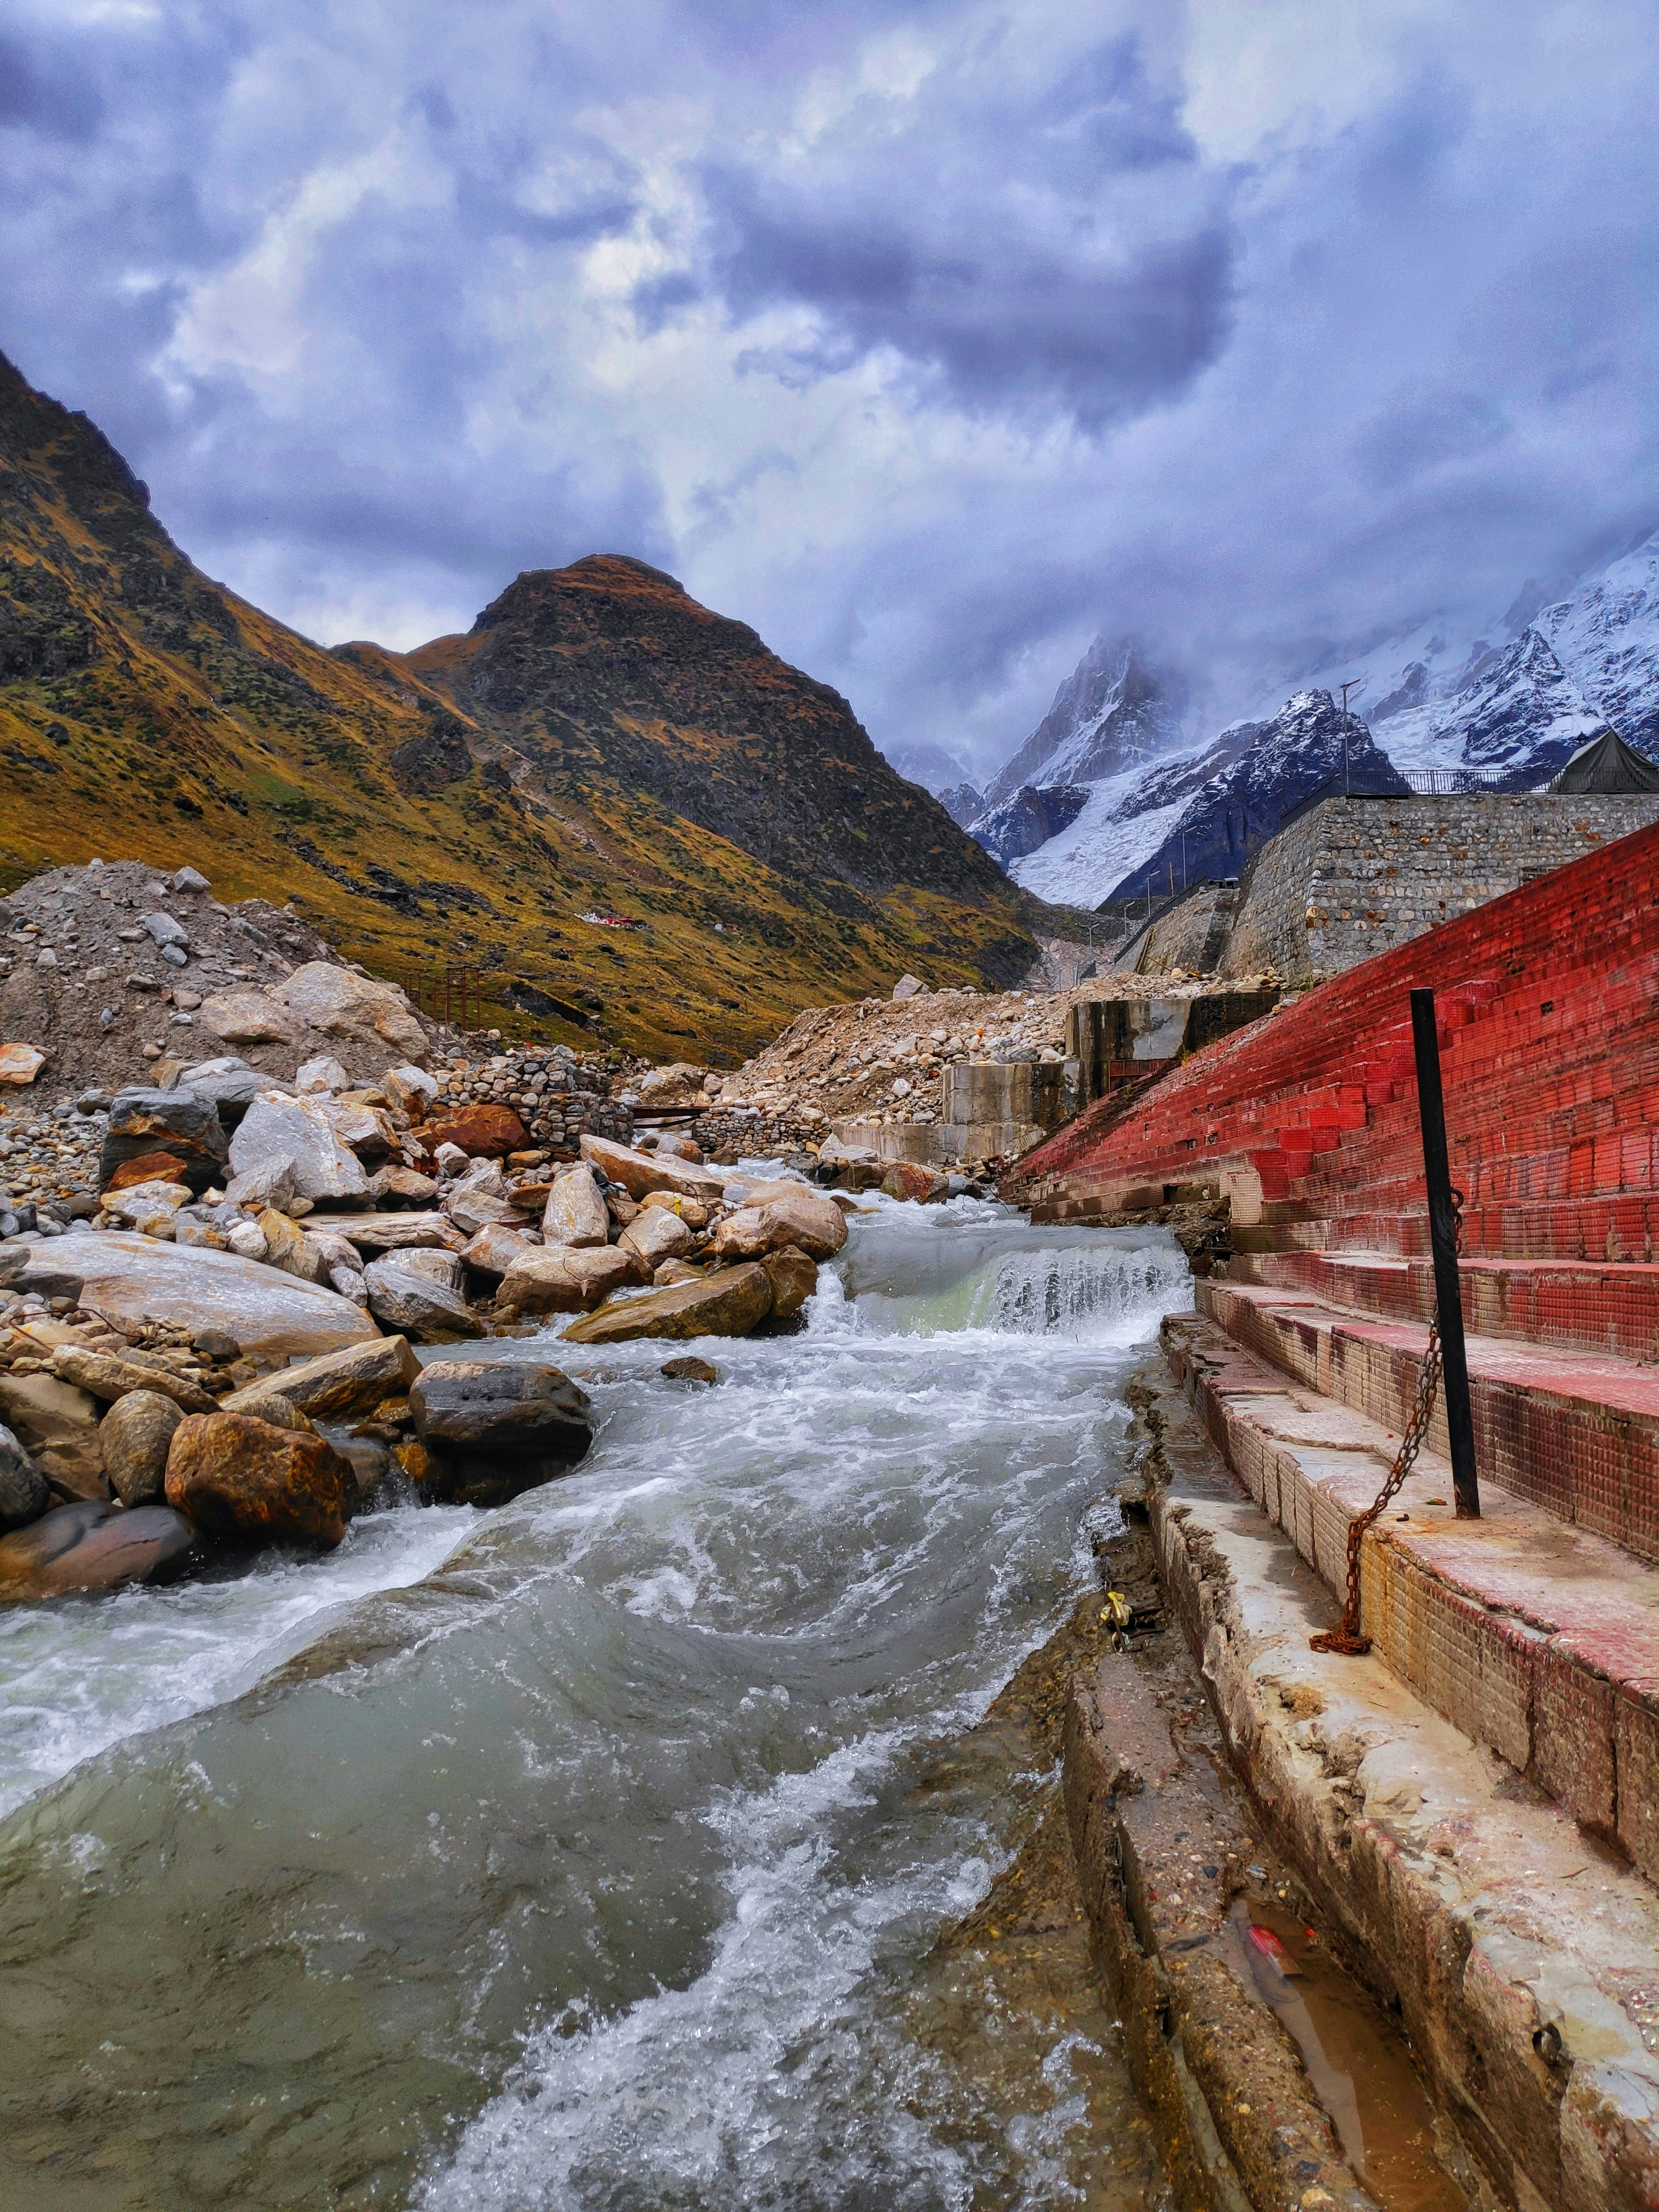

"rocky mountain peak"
[983,634,1187,809]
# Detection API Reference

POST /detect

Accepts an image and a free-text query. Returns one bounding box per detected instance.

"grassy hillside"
[0,351,1039,1062]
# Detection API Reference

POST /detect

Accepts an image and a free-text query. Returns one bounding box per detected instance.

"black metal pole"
[1410,988,1480,1517]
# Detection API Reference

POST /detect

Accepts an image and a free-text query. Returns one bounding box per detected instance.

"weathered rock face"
[382,1247,466,1293]
[99,1390,185,1507]
[496,1245,635,1314]
[415,1104,529,1158]
[98,1088,230,1194]
[105,1151,192,1193]
[560,1262,773,1345]
[0,1423,49,1528]
[0,1370,105,1497]
[362,1257,484,1340]
[543,1166,610,1249]
[579,1135,723,1205]
[222,1334,419,1423]
[165,1412,357,1548]
[710,1188,848,1263]
[0,1499,201,1601]
[228,1091,370,1204]
[49,1345,217,1415]
[409,1358,592,1505]
[51,1231,379,1360]
[760,1245,819,1323]
[619,1206,693,1268]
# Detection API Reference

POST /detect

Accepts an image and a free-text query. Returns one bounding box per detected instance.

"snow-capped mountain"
[969,782,1090,865]
[1014,692,1404,909]
[983,637,1187,809]
[990,525,1659,909]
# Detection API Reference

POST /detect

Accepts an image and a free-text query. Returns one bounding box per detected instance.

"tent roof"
[1547,727,1659,794]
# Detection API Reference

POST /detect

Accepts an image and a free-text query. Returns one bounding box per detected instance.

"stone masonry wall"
[1220,793,1659,984]
[430,1047,633,1154]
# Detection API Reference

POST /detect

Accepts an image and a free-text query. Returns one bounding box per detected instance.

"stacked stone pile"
[427,1044,633,1154]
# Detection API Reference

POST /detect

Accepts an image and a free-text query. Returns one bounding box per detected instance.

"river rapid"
[0,1189,1192,2211]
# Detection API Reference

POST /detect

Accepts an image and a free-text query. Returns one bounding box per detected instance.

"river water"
[0,1192,1192,2211]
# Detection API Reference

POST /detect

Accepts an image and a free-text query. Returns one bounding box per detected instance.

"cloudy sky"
[2,1,1654,778]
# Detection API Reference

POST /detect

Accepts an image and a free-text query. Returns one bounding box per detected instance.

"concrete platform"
[1130,1354,1659,2212]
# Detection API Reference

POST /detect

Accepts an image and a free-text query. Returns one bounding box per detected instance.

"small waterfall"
[968,1242,1194,1338]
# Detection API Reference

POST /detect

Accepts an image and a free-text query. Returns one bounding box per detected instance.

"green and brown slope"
[0,348,1039,1059]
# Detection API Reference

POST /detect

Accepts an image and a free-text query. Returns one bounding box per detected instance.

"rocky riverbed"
[0,1184,1194,2208]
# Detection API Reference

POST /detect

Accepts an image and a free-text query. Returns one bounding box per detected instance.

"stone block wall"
[431,1049,633,1153]
[1220,794,1659,983]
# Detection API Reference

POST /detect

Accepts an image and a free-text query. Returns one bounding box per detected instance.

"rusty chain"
[1310,1189,1464,1657]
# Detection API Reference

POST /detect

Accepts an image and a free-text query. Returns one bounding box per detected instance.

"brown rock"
[367,1164,440,1206]
[0,1042,47,1086]
[257,1206,327,1283]
[661,1356,719,1384]
[312,1211,467,1254]
[0,1499,200,1601]
[50,1345,217,1415]
[620,1206,693,1267]
[222,1333,420,1422]
[0,1371,106,1498]
[165,1412,357,1547]
[760,1245,819,1322]
[652,1257,704,1287]
[879,1161,950,1204]
[560,1262,773,1345]
[105,1152,193,1193]
[579,1134,724,1204]
[414,1103,530,1158]
[99,1390,186,1506]
[498,1244,635,1313]
[710,1188,848,1263]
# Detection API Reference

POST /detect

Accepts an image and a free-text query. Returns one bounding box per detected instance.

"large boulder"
[49,1231,379,1361]
[98,1088,230,1194]
[178,1056,294,1130]
[619,1207,693,1268]
[196,990,301,1047]
[99,1390,185,1507]
[880,1161,950,1204]
[49,1345,217,1415]
[165,1412,358,1547]
[0,1500,201,1601]
[760,1246,819,1324]
[362,1256,483,1340]
[415,1104,529,1158]
[409,1358,592,1506]
[228,1091,370,1204]
[271,962,430,1063]
[382,1247,466,1294]
[560,1263,774,1345]
[543,1165,609,1249]
[0,1423,50,1529]
[0,1372,106,1498]
[222,1334,419,1423]
[444,1184,525,1237]
[496,1245,635,1314]
[309,1211,466,1254]
[710,1188,848,1263]
[579,1135,723,1205]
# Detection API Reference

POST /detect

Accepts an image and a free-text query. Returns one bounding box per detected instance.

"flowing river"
[0,1191,1193,2211]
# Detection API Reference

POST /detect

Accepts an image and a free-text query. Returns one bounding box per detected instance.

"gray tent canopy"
[1546,727,1659,794]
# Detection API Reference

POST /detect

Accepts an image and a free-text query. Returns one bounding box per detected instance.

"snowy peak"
[1454,629,1608,784]
[985,635,1186,807]
[1536,528,1659,749]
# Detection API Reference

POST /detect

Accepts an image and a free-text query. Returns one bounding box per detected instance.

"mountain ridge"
[0,348,1041,1058]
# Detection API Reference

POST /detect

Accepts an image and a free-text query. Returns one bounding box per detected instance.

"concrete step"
[1237,1197,1659,1266]
[1197,1274,1659,1562]
[1232,1247,1659,1364]
[1161,1310,1659,1886]
[1137,1342,1659,2212]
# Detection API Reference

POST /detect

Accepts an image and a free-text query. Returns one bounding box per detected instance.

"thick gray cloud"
[0,1,1652,766]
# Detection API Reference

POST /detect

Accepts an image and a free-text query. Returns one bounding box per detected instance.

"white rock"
[891,974,924,1001]
[226,1220,269,1261]
[197,989,301,1046]
[270,962,428,1063]
[543,1165,610,1249]
[144,912,189,948]
[229,1092,369,1204]
[46,1231,377,1359]
[224,1158,299,1214]
[297,1056,351,1094]
[103,1181,191,1227]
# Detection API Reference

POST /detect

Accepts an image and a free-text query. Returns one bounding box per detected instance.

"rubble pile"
[688,969,1279,1152]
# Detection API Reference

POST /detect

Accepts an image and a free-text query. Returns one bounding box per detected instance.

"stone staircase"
[1007,813,1659,1890]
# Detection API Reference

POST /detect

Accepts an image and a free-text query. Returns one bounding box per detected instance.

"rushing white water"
[0,1189,1192,2212]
